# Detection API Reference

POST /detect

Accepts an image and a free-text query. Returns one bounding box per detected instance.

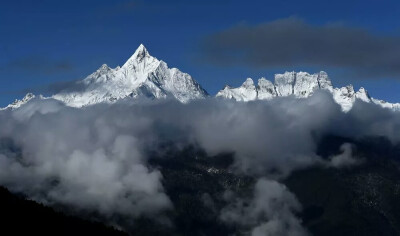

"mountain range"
[2,44,400,236]
[2,44,399,112]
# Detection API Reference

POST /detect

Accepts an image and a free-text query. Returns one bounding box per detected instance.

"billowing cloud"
[0,91,399,232]
[0,100,172,219]
[201,17,400,79]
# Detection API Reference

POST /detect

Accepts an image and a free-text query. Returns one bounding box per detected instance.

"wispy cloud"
[201,17,400,79]
[1,56,74,75]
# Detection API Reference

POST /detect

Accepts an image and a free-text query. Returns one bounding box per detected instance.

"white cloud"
[328,143,361,168]
[0,90,399,232]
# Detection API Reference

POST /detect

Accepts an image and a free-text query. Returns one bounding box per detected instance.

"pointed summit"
[355,87,371,102]
[136,43,149,54]
[98,64,111,72]
[122,44,153,69]
[132,44,150,60]
[121,44,160,74]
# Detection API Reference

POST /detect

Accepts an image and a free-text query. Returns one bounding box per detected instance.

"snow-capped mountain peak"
[127,43,149,61]
[121,44,161,81]
[356,87,371,102]
[216,78,258,101]
[51,44,208,107]
[217,71,400,111]
[1,93,36,110]
[2,46,399,112]
[242,78,255,88]
[257,78,277,100]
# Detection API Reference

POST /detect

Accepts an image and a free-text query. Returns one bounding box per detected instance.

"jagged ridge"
[216,71,400,111]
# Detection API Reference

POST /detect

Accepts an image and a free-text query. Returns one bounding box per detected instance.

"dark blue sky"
[1,0,400,106]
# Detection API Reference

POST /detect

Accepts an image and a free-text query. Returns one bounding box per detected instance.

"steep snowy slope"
[217,71,400,111]
[218,78,258,102]
[52,44,208,107]
[1,93,36,110]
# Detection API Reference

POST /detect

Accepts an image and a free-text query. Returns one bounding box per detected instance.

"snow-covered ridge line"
[1,45,399,112]
[216,71,400,112]
[1,93,36,110]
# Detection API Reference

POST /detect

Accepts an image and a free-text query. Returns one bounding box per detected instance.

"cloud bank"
[0,92,399,233]
[0,100,172,219]
[201,17,400,79]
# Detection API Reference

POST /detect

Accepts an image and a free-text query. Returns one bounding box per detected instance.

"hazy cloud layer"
[30,79,87,95]
[0,56,73,75]
[221,178,308,236]
[0,92,400,232]
[202,17,400,78]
